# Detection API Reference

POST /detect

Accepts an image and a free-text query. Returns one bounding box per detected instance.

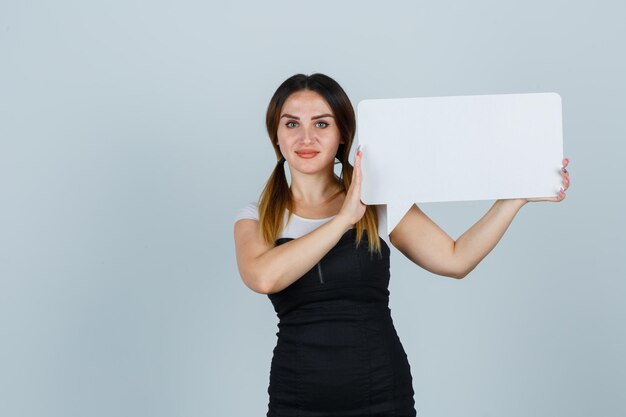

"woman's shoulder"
[234,201,259,223]
[233,201,389,247]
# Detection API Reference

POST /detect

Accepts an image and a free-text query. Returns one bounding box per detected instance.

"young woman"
[233,73,570,417]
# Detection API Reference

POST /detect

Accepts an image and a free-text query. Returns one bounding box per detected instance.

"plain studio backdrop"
[0,1,624,416]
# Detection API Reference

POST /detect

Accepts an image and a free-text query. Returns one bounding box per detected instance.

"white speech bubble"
[356,93,564,236]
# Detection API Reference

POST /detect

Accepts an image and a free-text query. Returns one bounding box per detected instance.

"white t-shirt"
[234,201,391,249]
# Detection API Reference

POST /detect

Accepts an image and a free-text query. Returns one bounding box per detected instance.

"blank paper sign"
[356,93,564,236]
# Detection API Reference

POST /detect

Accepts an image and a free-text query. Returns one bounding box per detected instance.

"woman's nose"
[301,128,315,144]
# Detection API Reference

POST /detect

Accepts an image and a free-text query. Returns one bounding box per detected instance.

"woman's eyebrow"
[280,113,335,120]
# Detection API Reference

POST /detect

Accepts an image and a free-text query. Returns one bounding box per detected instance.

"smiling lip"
[296,151,319,159]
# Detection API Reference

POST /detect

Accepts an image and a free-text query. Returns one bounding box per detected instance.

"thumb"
[352,146,363,198]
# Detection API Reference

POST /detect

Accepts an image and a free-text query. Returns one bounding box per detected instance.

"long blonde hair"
[257,73,382,256]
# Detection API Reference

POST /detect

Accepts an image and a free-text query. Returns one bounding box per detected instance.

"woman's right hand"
[337,146,367,228]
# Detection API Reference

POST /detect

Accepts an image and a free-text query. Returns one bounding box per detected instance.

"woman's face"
[276,90,344,175]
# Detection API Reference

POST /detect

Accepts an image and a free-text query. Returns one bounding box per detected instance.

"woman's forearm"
[453,198,527,278]
[255,215,353,294]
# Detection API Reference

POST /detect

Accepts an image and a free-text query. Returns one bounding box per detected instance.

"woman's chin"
[289,161,334,175]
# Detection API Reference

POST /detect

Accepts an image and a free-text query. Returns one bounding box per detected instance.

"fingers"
[348,146,364,210]
[560,157,570,195]
[560,170,569,190]
[339,147,364,225]
[355,147,362,180]
[352,146,362,187]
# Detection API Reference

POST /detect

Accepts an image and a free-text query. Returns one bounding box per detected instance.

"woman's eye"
[285,121,328,128]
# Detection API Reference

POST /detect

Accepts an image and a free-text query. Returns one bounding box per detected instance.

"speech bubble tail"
[386,201,415,237]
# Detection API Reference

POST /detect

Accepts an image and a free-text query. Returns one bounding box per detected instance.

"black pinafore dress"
[266,228,417,417]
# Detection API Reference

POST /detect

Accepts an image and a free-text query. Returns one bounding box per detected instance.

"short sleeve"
[234,201,259,223]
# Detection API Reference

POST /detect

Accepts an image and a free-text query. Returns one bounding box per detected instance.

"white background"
[1,1,624,416]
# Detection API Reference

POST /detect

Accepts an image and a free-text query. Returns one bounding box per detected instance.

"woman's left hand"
[522,157,570,203]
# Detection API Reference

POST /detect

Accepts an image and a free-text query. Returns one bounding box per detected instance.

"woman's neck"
[289,172,343,206]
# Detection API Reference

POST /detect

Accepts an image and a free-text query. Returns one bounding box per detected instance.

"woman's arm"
[234,147,367,294]
[452,198,527,278]
[390,204,460,279]
[391,158,571,279]
[234,215,352,294]
[235,217,350,294]
[390,199,525,279]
